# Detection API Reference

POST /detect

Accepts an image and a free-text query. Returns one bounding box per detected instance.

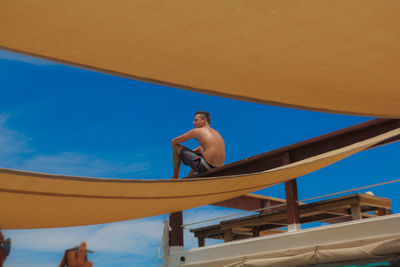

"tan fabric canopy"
[1,0,399,117]
[0,129,398,229]
[184,235,400,267]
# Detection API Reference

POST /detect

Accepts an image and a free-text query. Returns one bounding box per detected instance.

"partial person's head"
[0,230,10,265]
[194,111,211,128]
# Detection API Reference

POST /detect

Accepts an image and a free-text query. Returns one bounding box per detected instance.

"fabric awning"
[184,235,400,267]
[0,128,398,229]
[1,0,399,117]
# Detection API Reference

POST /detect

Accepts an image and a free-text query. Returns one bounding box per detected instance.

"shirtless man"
[172,111,225,178]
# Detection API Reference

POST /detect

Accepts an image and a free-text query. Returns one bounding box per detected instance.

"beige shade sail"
[0,128,399,229]
[0,0,399,117]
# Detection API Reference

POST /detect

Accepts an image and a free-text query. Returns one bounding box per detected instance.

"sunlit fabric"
[0,129,398,229]
[0,1,399,117]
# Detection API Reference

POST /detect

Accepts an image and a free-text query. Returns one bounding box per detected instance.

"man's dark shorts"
[180,146,215,173]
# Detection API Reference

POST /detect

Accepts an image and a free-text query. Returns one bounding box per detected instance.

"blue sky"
[0,49,399,267]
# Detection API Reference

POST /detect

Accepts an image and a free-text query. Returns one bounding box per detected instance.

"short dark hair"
[195,111,211,124]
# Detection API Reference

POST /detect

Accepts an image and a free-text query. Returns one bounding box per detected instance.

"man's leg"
[172,144,183,178]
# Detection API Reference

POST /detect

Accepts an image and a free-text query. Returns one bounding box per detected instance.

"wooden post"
[198,237,205,247]
[169,211,184,247]
[377,208,389,216]
[283,152,300,231]
[285,179,300,231]
[253,226,260,237]
[351,204,361,220]
[224,229,233,242]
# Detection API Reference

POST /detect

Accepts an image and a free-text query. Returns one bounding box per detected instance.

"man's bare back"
[190,127,225,167]
[171,111,225,178]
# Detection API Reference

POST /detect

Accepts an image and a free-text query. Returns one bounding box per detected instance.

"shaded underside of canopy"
[0,128,399,229]
[1,0,399,117]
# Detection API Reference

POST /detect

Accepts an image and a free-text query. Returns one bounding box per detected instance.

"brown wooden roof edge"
[218,193,392,225]
[189,118,400,178]
[189,193,393,237]
[245,193,286,202]
[211,194,287,212]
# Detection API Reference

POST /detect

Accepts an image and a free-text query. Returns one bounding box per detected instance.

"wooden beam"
[283,151,300,226]
[351,204,362,220]
[198,237,205,247]
[253,226,260,237]
[224,229,233,242]
[259,229,287,236]
[211,194,286,212]
[304,207,350,217]
[378,208,389,216]
[297,196,360,215]
[232,229,253,237]
[221,211,289,230]
[220,194,391,230]
[300,213,343,223]
[285,179,300,226]
[190,194,392,243]
[191,119,400,178]
[358,195,392,209]
[258,224,287,232]
[191,225,222,238]
[169,211,184,247]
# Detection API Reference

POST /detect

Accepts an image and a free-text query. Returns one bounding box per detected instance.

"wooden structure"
[213,194,287,212]
[190,193,392,247]
[169,118,400,247]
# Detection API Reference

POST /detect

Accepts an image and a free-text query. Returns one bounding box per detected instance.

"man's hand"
[59,242,93,267]
[171,138,179,147]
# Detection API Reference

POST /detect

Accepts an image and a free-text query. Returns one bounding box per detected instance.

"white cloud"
[183,207,245,249]
[184,206,250,228]
[4,207,239,257]
[0,113,31,165]
[21,152,151,178]
[6,217,164,255]
[6,259,59,267]
[0,112,150,177]
[0,49,55,66]
[2,202,242,267]
[4,218,166,267]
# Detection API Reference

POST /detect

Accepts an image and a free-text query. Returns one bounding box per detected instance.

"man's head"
[194,111,211,128]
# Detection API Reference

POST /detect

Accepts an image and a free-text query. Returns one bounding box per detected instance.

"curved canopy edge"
[0,128,399,229]
[1,0,399,117]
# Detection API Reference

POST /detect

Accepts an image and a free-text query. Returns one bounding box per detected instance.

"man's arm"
[172,129,198,146]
